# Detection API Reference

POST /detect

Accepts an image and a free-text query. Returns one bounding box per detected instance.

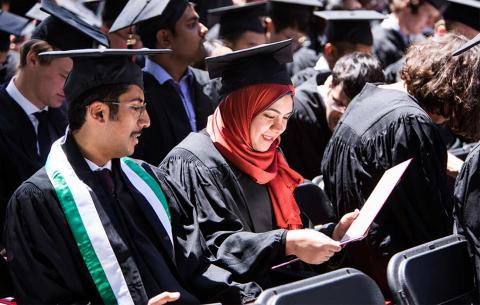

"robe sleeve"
[4,179,100,304]
[454,144,480,298]
[160,149,287,281]
[151,166,261,304]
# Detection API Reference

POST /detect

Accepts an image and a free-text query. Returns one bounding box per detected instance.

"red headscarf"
[206,83,304,230]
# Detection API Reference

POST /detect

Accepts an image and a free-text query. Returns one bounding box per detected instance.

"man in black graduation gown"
[321,33,480,295]
[4,48,260,305]
[281,10,385,180]
[0,0,109,243]
[110,0,218,166]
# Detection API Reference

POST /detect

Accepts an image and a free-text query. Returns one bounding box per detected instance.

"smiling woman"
[161,40,358,289]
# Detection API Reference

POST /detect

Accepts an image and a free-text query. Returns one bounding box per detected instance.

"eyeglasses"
[102,100,148,118]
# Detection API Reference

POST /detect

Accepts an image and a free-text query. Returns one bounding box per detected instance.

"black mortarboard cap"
[427,0,448,12]
[208,1,267,38]
[101,0,128,26]
[26,3,50,21]
[315,10,386,45]
[39,48,171,103]
[206,39,293,96]
[444,0,480,31]
[31,0,109,50]
[453,33,480,55]
[269,0,324,7]
[109,0,188,32]
[0,10,29,51]
[0,10,29,36]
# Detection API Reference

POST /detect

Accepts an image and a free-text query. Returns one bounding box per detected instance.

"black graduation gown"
[454,143,480,299]
[4,134,260,305]
[321,83,453,295]
[372,24,408,69]
[287,45,319,77]
[132,68,218,166]
[161,132,335,287]
[0,87,66,240]
[280,73,332,180]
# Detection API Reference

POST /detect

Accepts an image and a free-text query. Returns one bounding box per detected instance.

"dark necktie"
[95,168,115,195]
[33,110,51,162]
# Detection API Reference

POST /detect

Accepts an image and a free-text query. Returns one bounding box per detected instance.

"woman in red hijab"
[161,40,357,288]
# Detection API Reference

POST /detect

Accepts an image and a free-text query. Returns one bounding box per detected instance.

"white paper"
[340,159,412,244]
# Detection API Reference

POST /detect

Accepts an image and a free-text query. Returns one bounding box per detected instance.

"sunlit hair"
[401,33,480,140]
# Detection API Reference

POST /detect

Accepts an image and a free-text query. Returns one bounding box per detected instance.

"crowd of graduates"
[0,0,480,304]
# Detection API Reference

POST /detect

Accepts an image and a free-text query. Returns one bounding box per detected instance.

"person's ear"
[264,17,274,41]
[323,43,338,68]
[26,49,39,67]
[89,102,106,122]
[156,29,173,49]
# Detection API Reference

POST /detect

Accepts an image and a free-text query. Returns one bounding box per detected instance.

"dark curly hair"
[401,33,480,141]
[331,52,385,100]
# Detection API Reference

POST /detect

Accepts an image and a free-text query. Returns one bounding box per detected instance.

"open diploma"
[340,158,412,245]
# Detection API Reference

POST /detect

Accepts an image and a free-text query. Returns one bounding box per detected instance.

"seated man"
[321,33,480,295]
[281,10,385,180]
[4,48,260,304]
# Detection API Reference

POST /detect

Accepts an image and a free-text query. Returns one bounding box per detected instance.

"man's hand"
[148,292,181,305]
[285,229,341,264]
[332,209,360,241]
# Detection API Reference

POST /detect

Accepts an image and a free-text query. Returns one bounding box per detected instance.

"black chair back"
[294,181,336,226]
[387,234,474,305]
[255,268,385,305]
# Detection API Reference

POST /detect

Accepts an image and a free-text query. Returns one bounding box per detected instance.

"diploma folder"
[340,158,412,245]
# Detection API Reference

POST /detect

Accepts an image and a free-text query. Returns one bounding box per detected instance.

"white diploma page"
[340,158,412,245]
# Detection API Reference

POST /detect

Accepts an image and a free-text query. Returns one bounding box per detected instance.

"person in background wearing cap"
[99,0,144,50]
[280,10,385,180]
[161,40,359,289]
[4,47,261,305]
[441,0,480,39]
[207,1,267,51]
[372,0,445,70]
[0,0,109,248]
[110,0,216,166]
[291,10,386,87]
[321,33,480,296]
[266,0,323,77]
[0,10,29,84]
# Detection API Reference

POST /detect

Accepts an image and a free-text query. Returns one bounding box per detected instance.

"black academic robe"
[287,45,319,77]
[454,143,480,300]
[372,25,408,69]
[0,87,67,241]
[4,134,260,305]
[133,68,218,166]
[321,83,453,295]
[161,132,335,287]
[281,73,332,180]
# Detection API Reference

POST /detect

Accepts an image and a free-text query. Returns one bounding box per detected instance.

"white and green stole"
[45,137,172,305]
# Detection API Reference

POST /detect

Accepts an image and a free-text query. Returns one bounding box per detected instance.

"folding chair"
[294,181,336,226]
[0,255,14,304]
[387,234,474,305]
[255,268,385,305]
